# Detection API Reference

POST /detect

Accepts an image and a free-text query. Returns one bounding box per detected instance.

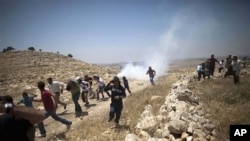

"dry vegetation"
[1,51,249,141]
[65,70,179,141]
[189,74,250,141]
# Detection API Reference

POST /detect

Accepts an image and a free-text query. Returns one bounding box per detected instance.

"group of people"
[0,65,158,140]
[197,54,246,84]
[0,74,132,140]
[65,75,132,116]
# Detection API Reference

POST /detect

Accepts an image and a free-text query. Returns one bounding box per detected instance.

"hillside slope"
[0,50,118,99]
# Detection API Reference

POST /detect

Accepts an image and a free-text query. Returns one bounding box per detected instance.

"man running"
[146,66,156,85]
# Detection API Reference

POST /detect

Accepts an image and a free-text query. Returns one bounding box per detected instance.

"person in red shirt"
[34,81,72,137]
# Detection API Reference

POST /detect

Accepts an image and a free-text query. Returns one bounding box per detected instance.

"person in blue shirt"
[17,92,37,107]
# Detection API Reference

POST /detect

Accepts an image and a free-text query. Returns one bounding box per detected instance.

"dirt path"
[35,79,150,141]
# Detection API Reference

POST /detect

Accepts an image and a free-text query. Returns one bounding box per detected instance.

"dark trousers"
[97,86,110,100]
[233,71,240,84]
[72,92,82,113]
[210,67,215,76]
[38,111,71,134]
[81,91,89,104]
[109,104,123,124]
[225,66,233,77]
[197,71,205,81]
[125,86,131,93]
[218,68,223,73]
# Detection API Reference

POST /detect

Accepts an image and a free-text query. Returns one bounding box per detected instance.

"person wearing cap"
[76,76,90,106]
[104,76,126,128]
[47,78,67,110]
[146,66,156,85]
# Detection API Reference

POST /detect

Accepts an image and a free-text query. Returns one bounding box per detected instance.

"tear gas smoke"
[118,8,220,80]
[117,10,185,81]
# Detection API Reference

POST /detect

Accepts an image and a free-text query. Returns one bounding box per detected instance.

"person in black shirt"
[146,66,156,85]
[104,76,126,128]
[122,76,132,94]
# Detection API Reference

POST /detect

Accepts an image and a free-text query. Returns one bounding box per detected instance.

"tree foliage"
[67,53,73,58]
[28,47,35,51]
[2,46,15,52]
[2,48,7,52]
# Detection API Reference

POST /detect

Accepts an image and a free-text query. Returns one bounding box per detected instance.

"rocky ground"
[0,51,150,140]
[1,51,249,141]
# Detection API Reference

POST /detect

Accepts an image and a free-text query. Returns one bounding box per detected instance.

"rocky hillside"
[0,50,118,99]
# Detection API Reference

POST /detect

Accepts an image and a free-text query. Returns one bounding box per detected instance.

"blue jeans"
[37,111,72,134]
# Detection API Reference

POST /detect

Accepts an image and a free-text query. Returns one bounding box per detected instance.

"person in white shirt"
[47,78,67,109]
[93,76,110,100]
[218,60,225,78]
[197,63,206,81]
[75,76,90,106]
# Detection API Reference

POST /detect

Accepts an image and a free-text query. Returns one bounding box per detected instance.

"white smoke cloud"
[117,12,183,81]
[118,8,220,80]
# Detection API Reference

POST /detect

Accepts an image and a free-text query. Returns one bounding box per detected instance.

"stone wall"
[125,74,218,141]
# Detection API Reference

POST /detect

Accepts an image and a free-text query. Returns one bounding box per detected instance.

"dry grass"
[66,71,179,141]
[189,74,250,141]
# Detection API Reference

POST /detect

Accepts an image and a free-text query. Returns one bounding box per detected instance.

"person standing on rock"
[66,79,83,117]
[122,76,131,94]
[76,76,90,106]
[47,77,67,110]
[35,81,72,137]
[146,66,156,85]
[104,76,126,128]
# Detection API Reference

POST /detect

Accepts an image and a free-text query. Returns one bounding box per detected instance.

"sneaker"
[66,122,72,130]
[37,133,46,138]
